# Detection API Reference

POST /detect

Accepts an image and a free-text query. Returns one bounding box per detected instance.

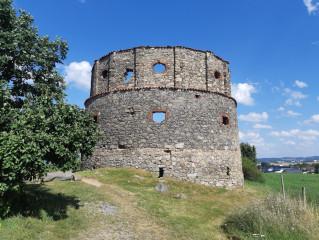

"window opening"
[195,95,201,99]
[214,71,221,80]
[227,167,231,176]
[222,116,229,125]
[118,144,126,149]
[153,112,166,122]
[93,115,98,123]
[153,63,166,72]
[102,70,109,78]
[159,168,164,178]
[125,69,133,83]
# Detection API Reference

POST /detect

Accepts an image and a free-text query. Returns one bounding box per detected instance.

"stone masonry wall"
[84,88,243,189]
[91,46,231,96]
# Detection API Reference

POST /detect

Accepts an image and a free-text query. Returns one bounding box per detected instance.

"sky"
[12,0,319,158]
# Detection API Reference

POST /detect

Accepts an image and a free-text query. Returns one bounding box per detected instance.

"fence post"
[281,175,285,198]
[302,186,306,209]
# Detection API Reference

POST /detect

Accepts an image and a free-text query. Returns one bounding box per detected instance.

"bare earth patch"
[74,178,170,240]
[81,177,103,187]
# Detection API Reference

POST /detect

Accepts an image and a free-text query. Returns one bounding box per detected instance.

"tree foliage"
[242,157,265,183]
[240,142,257,163]
[0,0,98,216]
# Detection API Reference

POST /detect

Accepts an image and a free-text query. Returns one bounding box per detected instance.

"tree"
[240,142,257,163]
[0,0,98,216]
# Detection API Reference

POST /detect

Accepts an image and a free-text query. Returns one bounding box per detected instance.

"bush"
[223,194,319,240]
[242,157,265,183]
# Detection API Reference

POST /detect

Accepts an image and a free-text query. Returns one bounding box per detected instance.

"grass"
[246,173,319,204]
[0,168,263,240]
[224,194,319,240]
[1,169,319,239]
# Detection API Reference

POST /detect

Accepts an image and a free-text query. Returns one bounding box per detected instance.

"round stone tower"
[83,46,243,189]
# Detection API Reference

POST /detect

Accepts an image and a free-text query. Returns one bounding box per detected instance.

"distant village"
[258,156,319,174]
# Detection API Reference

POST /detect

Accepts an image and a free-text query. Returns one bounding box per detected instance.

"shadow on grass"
[6,184,80,220]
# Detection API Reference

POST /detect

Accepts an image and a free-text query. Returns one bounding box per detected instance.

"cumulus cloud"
[304,114,319,125]
[294,80,307,88]
[231,83,257,106]
[285,140,296,145]
[303,0,319,14]
[278,107,285,111]
[238,112,268,122]
[283,88,307,106]
[269,129,319,141]
[64,61,91,91]
[286,110,301,117]
[239,131,265,146]
[253,124,272,129]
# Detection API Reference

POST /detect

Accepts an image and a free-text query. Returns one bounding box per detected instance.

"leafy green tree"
[240,142,257,163]
[0,0,98,217]
[261,162,270,167]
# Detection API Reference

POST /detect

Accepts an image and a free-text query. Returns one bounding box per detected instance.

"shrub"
[242,157,265,183]
[223,194,319,240]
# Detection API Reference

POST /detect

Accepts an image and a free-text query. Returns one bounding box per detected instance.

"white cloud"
[317,96,319,101]
[239,130,266,148]
[238,112,268,122]
[303,0,319,14]
[239,131,245,140]
[268,129,319,141]
[278,107,285,111]
[285,140,296,145]
[231,83,257,106]
[286,110,301,117]
[294,80,307,88]
[304,114,319,125]
[79,0,86,3]
[64,61,91,91]
[283,88,307,106]
[253,124,272,129]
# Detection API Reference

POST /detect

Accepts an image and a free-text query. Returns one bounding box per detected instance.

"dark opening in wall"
[93,115,98,123]
[195,95,201,99]
[102,70,109,78]
[125,69,133,83]
[222,116,229,125]
[214,71,221,80]
[227,167,231,176]
[92,111,100,124]
[118,144,126,149]
[159,168,164,178]
[153,63,166,72]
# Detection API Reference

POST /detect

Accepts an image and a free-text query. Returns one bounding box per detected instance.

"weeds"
[224,194,319,240]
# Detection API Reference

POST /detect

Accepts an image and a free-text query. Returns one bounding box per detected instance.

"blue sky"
[12,0,319,158]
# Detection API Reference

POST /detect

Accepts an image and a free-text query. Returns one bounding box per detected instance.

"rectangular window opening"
[153,112,166,123]
[222,116,229,125]
[125,69,133,83]
[195,95,201,99]
[93,115,98,123]
[158,168,164,178]
[118,144,126,149]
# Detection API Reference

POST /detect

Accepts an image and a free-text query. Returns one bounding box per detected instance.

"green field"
[0,169,318,239]
[246,173,319,204]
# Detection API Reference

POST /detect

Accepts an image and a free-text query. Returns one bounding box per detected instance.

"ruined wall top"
[90,46,231,97]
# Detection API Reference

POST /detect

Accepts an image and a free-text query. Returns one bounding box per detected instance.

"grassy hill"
[0,168,318,239]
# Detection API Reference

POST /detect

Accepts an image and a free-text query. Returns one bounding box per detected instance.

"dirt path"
[81,177,103,187]
[75,178,170,240]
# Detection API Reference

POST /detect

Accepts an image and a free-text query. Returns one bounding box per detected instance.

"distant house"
[302,166,315,173]
[283,168,303,173]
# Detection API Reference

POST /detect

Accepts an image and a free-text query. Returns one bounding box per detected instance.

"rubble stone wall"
[84,46,243,189]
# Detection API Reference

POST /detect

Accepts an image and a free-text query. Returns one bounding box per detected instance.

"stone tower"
[83,46,244,189]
